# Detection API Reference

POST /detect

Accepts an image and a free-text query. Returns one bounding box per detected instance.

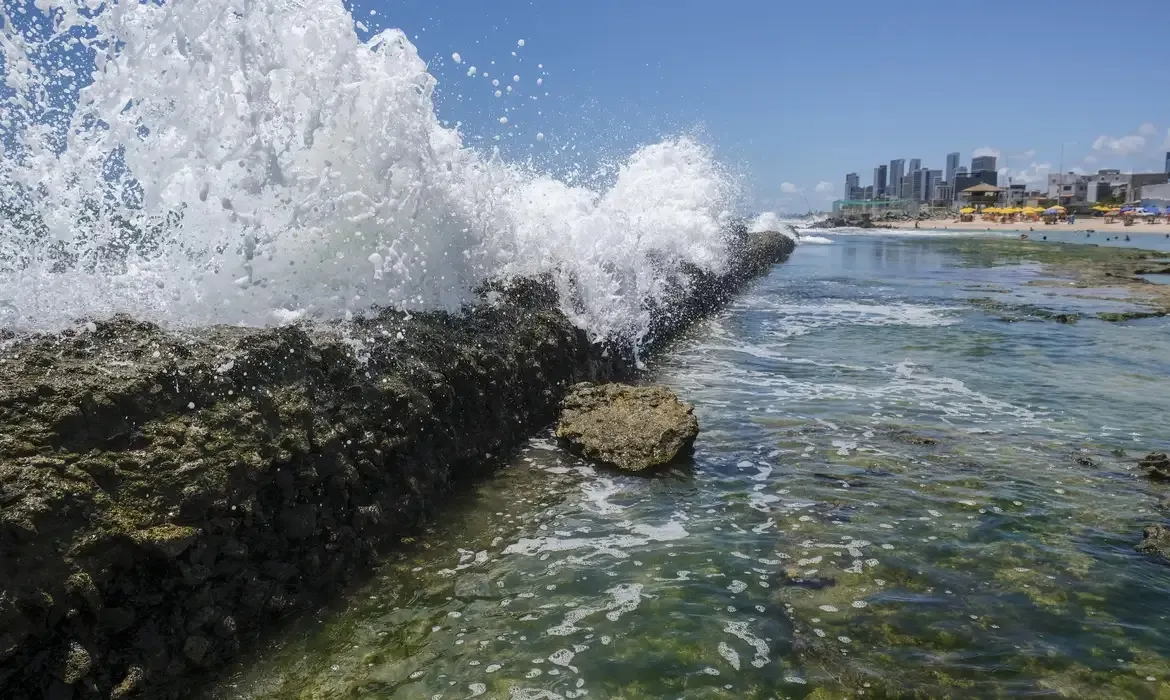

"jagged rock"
[110,665,145,699]
[1140,452,1170,480]
[555,383,699,471]
[57,640,92,684]
[1136,524,1170,563]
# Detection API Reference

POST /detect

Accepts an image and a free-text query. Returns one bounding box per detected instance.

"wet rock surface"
[1140,452,1170,480]
[0,229,794,699]
[1136,524,1170,563]
[555,383,699,471]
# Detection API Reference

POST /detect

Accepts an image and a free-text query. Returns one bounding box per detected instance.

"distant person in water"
[1125,235,1131,241]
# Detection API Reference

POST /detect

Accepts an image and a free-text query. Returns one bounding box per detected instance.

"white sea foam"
[756,300,961,340]
[546,583,644,636]
[0,0,736,345]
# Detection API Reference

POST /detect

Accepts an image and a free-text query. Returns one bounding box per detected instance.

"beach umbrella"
[1043,207,1063,215]
[959,207,975,214]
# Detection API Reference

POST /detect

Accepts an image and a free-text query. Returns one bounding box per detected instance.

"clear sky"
[350,0,1170,212]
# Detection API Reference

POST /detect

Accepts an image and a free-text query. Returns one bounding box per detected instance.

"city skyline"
[842,151,1002,204]
[321,0,1169,212]
[834,147,1170,213]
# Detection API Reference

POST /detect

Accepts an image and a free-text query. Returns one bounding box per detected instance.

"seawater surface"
[210,235,1170,699]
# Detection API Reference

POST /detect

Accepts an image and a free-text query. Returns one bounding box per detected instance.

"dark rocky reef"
[0,230,794,699]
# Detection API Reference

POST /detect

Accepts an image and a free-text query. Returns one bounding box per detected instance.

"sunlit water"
[208,235,1170,699]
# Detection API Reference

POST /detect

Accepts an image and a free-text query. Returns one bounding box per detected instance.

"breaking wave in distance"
[0,0,736,344]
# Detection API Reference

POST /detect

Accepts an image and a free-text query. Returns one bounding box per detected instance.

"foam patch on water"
[757,300,961,340]
[503,518,688,558]
[0,0,735,345]
[546,583,644,636]
[723,621,770,668]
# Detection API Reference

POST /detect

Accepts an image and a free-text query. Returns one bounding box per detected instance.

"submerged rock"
[1136,524,1170,563]
[555,383,699,471]
[1140,452,1170,480]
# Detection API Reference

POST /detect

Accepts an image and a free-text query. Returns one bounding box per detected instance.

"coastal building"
[956,166,968,177]
[873,165,888,197]
[911,169,927,202]
[1047,172,1089,204]
[927,169,943,201]
[1086,170,1128,203]
[971,155,997,173]
[1165,152,1170,175]
[1131,172,1170,201]
[1142,182,1170,208]
[953,170,996,194]
[933,183,954,203]
[946,152,960,185]
[899,174,913,200]
[958,182,1004,207]
[889,159,905,196]
[863,185,875,200]
[908,159,921,175]
[845,173,859,199]
[1004,184,1029,207]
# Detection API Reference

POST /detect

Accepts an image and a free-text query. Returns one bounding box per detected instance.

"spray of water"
[0,0,737,345]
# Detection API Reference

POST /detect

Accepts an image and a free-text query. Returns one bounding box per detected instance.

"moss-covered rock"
[555,383,699,471]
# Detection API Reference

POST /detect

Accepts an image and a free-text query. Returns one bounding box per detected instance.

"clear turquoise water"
[210,235,1170,700]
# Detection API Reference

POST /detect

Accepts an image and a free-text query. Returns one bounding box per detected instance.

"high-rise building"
[899,174,913,199]
[946,152,960,184]
[1165,151,1170,175]
[909,158,922,173]
[889,159,905,198]
[972,154,997,174]
[956,166,969,177]
[873,165,888,197]
[845,173,859,198]
[927,169,943,201]
[911,169,927,202]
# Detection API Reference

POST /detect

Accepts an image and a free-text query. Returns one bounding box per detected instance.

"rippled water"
[209,235,1170,699]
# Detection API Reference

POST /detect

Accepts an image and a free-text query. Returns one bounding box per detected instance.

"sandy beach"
[915,218,1170,235]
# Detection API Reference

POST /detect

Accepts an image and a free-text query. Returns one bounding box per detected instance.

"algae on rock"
[555,383,699,471]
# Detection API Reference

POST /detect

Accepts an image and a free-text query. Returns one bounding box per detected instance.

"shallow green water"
[209,235,1170,700]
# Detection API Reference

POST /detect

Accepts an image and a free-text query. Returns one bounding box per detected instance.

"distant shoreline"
[910,218,1170,236]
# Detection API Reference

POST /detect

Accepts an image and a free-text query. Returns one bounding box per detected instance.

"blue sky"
[353,0,1170,211]
[5,0,1168,211]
